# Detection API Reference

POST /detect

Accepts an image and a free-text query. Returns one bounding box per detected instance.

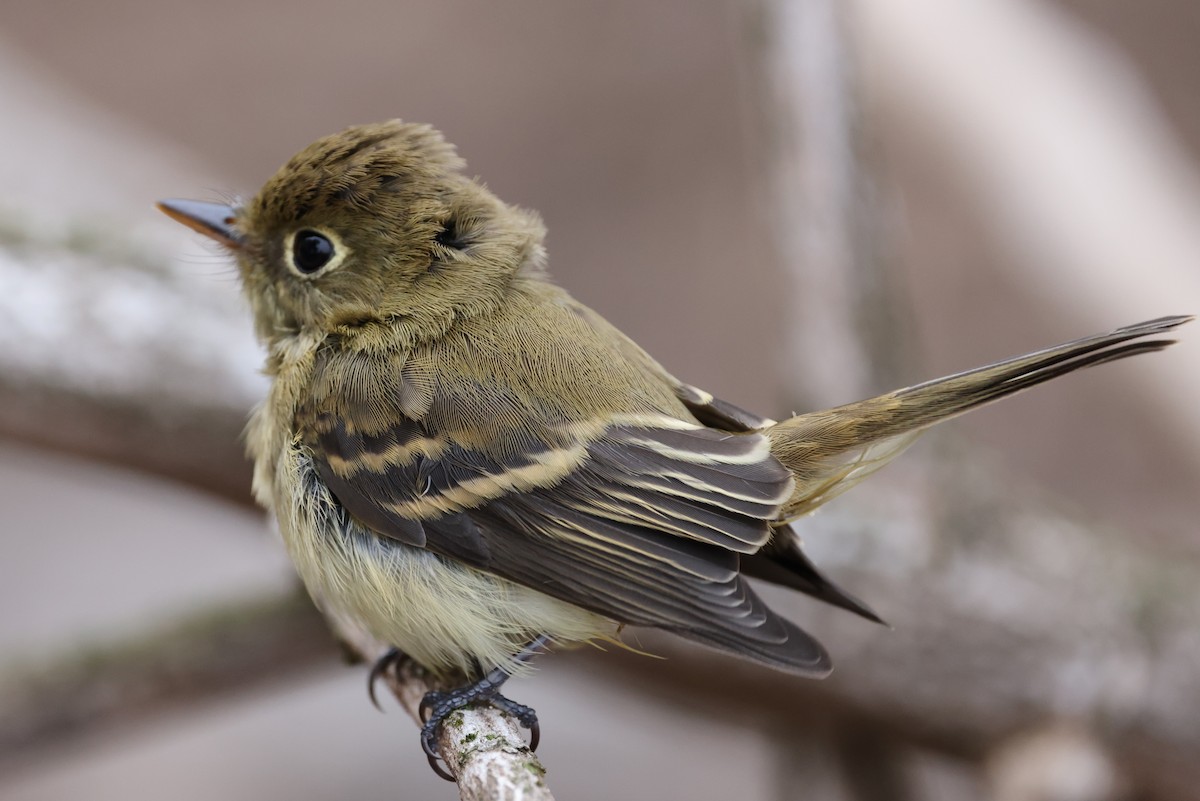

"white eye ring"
[287,227,349,278]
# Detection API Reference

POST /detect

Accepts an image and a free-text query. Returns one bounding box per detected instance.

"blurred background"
[0,1,1197,799]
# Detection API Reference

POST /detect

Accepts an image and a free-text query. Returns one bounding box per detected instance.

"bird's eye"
[435,217,470,250]
[292,230,335,274]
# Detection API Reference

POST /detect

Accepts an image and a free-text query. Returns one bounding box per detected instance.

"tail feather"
[767,315,1192,519]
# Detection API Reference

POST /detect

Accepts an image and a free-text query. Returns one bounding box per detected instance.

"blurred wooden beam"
[0,241,260,505]
[747,0,911,409]
[0,590,555,801]
[0,589,331,766]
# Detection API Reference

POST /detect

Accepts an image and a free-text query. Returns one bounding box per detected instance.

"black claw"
[420,702,455,782]
[421,719,443,761]
[528,718,541,752]
[367,647,404,711]
[426,752,455,782]
[489,695,540,749]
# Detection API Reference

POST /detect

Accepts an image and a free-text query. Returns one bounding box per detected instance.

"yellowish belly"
[271,441,615,677]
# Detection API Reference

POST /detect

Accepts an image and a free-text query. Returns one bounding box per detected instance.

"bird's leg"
[419,634,550,781]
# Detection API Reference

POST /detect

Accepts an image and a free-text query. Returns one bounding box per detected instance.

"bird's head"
[159,120,546,343]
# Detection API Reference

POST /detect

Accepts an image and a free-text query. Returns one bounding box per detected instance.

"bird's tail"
[766,315,1192,520]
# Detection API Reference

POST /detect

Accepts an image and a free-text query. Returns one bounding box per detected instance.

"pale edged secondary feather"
[307,396,833,675]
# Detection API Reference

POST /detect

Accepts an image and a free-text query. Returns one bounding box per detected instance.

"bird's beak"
[156,198,242,249]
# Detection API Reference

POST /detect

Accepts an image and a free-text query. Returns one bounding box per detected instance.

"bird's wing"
[301,399,829,675]
[673,381,777,432]
[550,292,879,624]
[670,381,885,623]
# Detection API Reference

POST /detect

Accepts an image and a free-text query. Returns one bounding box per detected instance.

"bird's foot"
[367,647,410,711]
[418,678,540,781]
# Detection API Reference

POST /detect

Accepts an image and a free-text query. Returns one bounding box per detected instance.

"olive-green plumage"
[159,120,1189,683]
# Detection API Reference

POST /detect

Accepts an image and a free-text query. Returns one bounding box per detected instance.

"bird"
[158,120,1190,779]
